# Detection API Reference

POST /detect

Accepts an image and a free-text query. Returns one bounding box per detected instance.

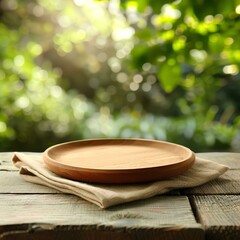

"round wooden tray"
[43,139,195,184]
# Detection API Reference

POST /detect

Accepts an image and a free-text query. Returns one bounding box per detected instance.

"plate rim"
[43,138,195,173]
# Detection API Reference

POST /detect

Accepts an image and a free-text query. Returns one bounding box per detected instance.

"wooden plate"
[43,139,195,184]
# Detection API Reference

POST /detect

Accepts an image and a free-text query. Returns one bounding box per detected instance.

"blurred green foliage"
[0,0,240,152]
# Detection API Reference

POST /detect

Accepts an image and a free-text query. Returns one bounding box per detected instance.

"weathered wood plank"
[0,194,204,240]
[0,172,59,194]
[0,228,203,240]
[191,195,240,240]
[196,152,240,169]
[0,194,199,226]
[0,152,16,171]
[183,170,240,195]
[0,152,43,171]
[1,151,240,239]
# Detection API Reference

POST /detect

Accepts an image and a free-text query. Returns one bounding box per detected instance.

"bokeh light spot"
[108,57,121,73]
[14,55,25,67]
[130,82,139,91]
[117,72,128,83]
[15,96,30,109]
[142,63,151,72]
[190,49,207,62]
[32,5,44,17]
[142,82,151,92]
[58,16,71,28]
[112,27,135,41]
[73,0,88,7]
[223,65,238,75]
[50,85,63,98]
[224,37,234,46]
[133,74,143,83]
[236,5,240,14]
[147,75,157,84]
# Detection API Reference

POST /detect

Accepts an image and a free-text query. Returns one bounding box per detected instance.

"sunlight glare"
[73,0,89,7]
[223,65,239,75]
[112,27,135,41]
[236,5,240,14]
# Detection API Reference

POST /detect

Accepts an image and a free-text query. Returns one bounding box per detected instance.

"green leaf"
[157,61,181,93]
[135,28,153,41]
[130,44,150,68]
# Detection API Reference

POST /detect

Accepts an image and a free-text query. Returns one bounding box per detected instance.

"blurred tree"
[0,0,239,152]
[0,22,97,151]
[119,0,240,150]
[121,0,240,115]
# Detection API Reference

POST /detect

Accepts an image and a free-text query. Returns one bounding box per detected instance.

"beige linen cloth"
[13,152,228,208]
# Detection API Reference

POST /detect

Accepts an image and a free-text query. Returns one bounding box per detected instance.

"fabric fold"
[12,152,228,208]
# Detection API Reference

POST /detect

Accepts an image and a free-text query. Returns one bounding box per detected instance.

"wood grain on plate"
[43,139,195,184]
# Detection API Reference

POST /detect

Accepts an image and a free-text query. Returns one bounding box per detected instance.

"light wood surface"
[0,194,203,240]
[43,139,195,184]
[0,151,240,240]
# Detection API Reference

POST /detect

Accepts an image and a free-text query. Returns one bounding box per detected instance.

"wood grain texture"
[48,140,189,169]
[0,152,16,171]
[1,151,240,239]
[0,172,59,194]
[0,152,41,171]
[196,152,240,169]
[43,139,195,184]
[0,194,198,226]
[182,170,240,195]
[191,195,240,240]
[0,194,203,240]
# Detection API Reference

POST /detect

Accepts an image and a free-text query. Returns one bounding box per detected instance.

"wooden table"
[0,152,239,240]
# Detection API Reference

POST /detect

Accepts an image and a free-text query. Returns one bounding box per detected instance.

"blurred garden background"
[0,0,240,152]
